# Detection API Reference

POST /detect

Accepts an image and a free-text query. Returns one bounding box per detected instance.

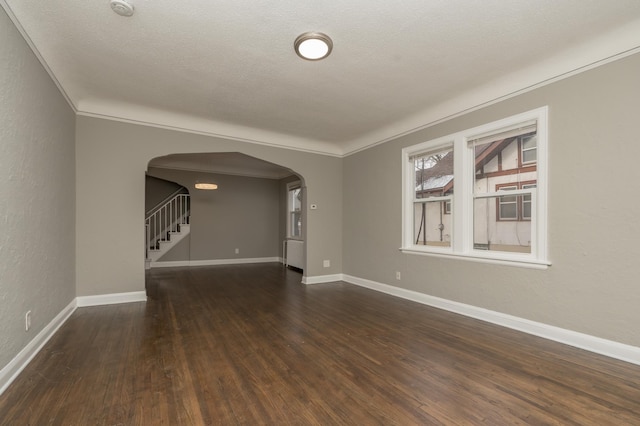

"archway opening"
[144,152,306,276]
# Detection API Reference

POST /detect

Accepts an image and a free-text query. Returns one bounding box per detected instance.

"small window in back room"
[287,182,302,238]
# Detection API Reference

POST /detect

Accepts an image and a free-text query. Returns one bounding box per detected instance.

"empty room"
[1,0,640,424]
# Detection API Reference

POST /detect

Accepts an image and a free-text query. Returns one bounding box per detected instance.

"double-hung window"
[287,182,302,239]
[402,107,549,267]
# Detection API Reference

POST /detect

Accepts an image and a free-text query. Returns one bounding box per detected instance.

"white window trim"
[401,106,550,268]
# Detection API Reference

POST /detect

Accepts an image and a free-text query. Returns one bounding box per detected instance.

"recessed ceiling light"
[294,32,333,61]
[110,0,134,17]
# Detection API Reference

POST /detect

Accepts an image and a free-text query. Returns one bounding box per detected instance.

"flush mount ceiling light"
[110,0,134,17]
[195,183,218,190]
[294,32,333,61]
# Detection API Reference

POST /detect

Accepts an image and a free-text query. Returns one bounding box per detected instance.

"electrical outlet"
[396,271,401,280]
[25,311,31,331]
[235,248,239,254]
[323,260,330,268]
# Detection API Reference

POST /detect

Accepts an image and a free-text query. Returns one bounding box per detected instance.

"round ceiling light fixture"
[294,32,333,61]
[110,0,134,17]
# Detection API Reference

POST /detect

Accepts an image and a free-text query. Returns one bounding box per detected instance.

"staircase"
[145,194,190,264]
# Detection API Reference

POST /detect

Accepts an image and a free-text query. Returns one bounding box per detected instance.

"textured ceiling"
[3,0,640,156]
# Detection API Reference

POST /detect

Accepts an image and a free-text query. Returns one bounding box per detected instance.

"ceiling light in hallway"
[195,183,218,190]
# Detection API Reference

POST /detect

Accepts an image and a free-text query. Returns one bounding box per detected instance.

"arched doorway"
[144,152,306,275]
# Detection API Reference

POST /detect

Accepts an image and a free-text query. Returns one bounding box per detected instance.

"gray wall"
[76,117,343,296]
[148,167,281,261]
[343,52,640,347]
[0,9,76,369]
[145,175,186,215]
[158,234,191,262]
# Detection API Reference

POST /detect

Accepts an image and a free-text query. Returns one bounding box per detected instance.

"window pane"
[522,183,535,220]
[522,197,532,219]
[474,128,537,190]
[500,201,517,219]
[413,201,451,247]
[522,134,536,150]
[522,134,537,163]
[290,187,302,211]
[288,186,302,238]
[415,147,454,199]
[474,196,531,253]
[290,211,302,237]
[498,186,518,220]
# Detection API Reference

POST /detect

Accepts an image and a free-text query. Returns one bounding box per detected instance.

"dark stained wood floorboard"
[1,263,640,424]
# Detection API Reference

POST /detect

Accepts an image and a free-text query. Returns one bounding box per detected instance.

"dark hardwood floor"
[1,263,639,425]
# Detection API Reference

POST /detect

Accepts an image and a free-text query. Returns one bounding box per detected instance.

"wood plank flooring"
[1,263,639,424]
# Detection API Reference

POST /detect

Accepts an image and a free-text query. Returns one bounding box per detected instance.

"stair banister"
[145,193,190,259]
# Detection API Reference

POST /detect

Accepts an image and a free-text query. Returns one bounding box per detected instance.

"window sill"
[399,247,550,270]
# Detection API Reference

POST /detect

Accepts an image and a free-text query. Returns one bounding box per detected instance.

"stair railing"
[146,188,188,217]
[145,194,190,258]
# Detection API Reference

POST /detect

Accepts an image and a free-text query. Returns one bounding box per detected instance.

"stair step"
[147,225,191,261]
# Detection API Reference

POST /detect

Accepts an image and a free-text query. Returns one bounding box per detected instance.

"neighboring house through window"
[521,134,537,164]
[413,146,454,247]
[496,181,536,221]
[497,184,518,221]
[402,107,549,267]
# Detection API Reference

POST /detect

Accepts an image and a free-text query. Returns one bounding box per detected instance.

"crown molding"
[76,106,343,158]
[342,21,640,156]
[6,0,640,159]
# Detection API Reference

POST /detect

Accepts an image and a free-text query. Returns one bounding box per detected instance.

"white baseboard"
[0,299,77,396]
[76,291,147,307]
[151,257,281,268]
[302,274,344,285]
[343,274,640,366]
